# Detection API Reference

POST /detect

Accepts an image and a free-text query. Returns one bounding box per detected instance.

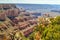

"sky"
[0,0,60,5]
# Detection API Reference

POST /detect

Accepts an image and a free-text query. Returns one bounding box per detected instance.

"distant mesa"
[0,4,16,10]
[51,10,60,13]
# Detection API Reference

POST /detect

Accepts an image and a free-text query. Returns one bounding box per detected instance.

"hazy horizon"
[16,4,60,10]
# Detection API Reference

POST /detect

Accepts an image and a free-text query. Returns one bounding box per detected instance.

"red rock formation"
[11,17,19,24]
[28,20,37,25]
[0,12,6,21]
[23,27,34,37]
[6,8,20,18]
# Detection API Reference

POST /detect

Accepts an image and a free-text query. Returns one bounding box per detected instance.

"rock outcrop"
[6,8,20,19]
[0,12,6,21]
